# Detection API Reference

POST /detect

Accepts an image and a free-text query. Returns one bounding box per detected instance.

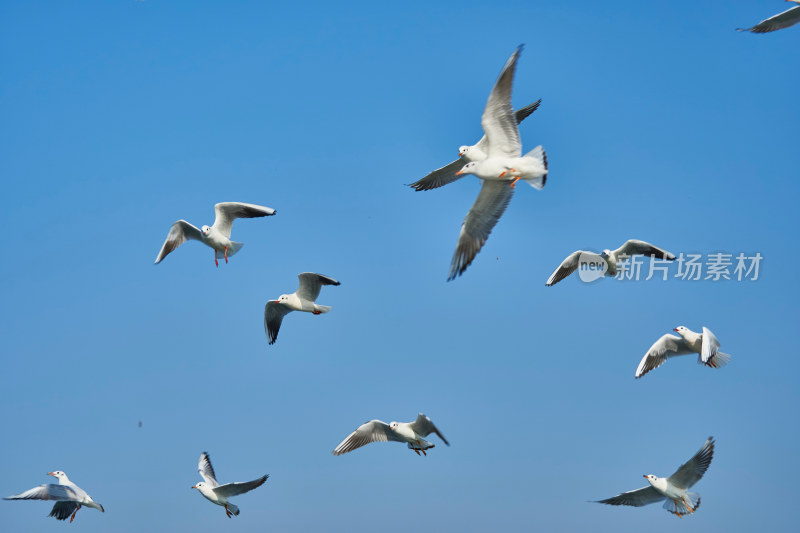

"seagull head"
[192,482,206,490]
[455,162,478,177]
[601,249,611,258]
[643,474,657,485]
[458,145,471,157]
[47,471,67,481]
[389,422,399,431]
[673,326,688,336]
[201,225,211,236]
[277,294,290,304]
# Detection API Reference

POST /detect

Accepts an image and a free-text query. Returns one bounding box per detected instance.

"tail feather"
[523,145,548,190]
[699,351,731,369]
[664,492,700,517]
[314,305,332,314]
[228,503,240,516]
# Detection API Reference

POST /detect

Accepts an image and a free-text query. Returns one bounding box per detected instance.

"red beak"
[673,328,679,332]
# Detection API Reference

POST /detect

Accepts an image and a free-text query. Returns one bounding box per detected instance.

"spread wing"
[448,180,514,281]
[481,45,523,158]
[737,6,800,33]
[154,220,203,264]
[296,273,340,303]
[668,437,715,490]
[49,501,80,521]
[198,452,220,487]
[264,301,292,345]
[614,240,675,261]
[545,250,600,286]
[214,475,268,498]
[408,413,450,446]
[700,327,720,364]
[635,334,694,379]
[409,158,469,192]
[596,485,664,507]
[332,420,404,455]
[474,98,542,156]
[212,202,276,239]
[4,484,79,502]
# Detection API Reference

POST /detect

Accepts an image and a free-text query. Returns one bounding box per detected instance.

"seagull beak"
[47,472,54,477]
[673,328,679,332]
[643,475,648,478]
[191,485,197,489]
[455,170,463,176]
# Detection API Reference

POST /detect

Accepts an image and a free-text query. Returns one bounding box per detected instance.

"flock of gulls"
[4,6,793,524]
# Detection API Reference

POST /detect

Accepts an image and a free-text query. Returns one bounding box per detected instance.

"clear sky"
[1,1,799,531]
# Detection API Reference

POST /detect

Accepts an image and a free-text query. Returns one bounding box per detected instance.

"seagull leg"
[416,440,427,456]
[224,246,228,264]
[70,505,81,523]
[313,310,321,315]
[412,447,420,456]
[225,505,232,518]
[683,497,694,514]
[214,250,219,267]
[510,177,520,189]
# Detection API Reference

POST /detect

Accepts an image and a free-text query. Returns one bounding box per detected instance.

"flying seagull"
[333,413,449,456]
[545,239,675,286]
[264,272,340,345]
[636,326,731,379]
[596,437,715,518]
[155,202,276,266]
[4,471,104,523]
[737,1,800,33]
[192,452,268,518]
[440,45,548,281]
[408,99,542,191]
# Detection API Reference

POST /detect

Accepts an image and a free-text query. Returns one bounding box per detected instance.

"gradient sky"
[1,1,799,532]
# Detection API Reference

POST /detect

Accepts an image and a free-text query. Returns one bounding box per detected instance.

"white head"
[601,249,612,258]
[192,481,207,490]
[643,474,658,486]
[47,471,68,482]
[389,422,399,431]
[276,294,291,305]
[455,162,478,177]
[458,145,473,158]
[201,225,211,237]
[674,325,689,337]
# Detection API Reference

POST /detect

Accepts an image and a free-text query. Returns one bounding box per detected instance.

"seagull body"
[192,452,268,518]
[154,202,276,266]
[409,99,541,191]
[441,45,548,281]
[738,1,800,33]
[545,239,676,286]
[333,414,449,456]
[264,272,340,345]
[596,437,715,518]
[636,326,731,379]
[4,471,104,523]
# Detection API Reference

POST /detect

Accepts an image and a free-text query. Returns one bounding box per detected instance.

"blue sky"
[1,1,799,531]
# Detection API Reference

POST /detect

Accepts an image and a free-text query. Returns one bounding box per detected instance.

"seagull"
[737,1,800,33]
[545,239,676,286]
[264,273,340,345]
[408,99,541,191]
[154,202,276,266]
[635,326,731,379]
[192,452,268,518]
[332,413,449,456]
[596,437,715,518]
[4,471,104,523]
[440,45,548,281]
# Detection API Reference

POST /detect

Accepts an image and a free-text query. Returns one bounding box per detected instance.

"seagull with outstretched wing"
[4,471,104,523]
[596,437,716,518]
[738,1,800,33]
[333,413,449,456]
[192,452,268,518]
[264,272,340,345]
[155,202,276,266]
[636,326,731,379]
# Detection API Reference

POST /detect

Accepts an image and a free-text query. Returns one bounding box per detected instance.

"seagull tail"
[215,241,244,259]
[313,304,332,314]
[228,503,240,516]
[522,145,548,189]
[664,492,700,516]
[700,351,731,369]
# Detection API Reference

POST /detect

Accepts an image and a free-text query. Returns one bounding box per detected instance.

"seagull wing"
[667,437,715,490]
[408,413,450,446]
[481,46,523,158]
[737,6,800,33]
[475,98,542,155]
[596,485,664,507]
[409,158,469,191]
[448,180,514,281]
[635,334,695,379]
[4,484,79,501]
[545,250,600,286]
[332,420,405,455]
[49,501,79,521]
[212,202,276,239]
[154,220,203,264]
[214,475,268,498]
[614,240,675,261]
[264,301,292,345]
[198,452,220,488]
[700,327,720,364]
[296,272,340,303]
